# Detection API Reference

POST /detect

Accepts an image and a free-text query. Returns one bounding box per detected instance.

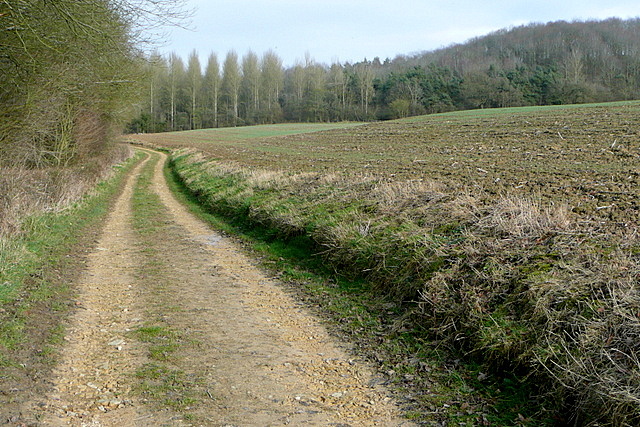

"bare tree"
[261,51,284,108]
[564,48,584,84]
[354,61,374,118]
[221,51,241,126]
[168,53,185,131]
[204,53,220,128]
[240,51,260,123]
[187,50,202,129]
[328,63,348,120]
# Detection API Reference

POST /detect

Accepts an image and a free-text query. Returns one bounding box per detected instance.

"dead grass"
[479,196,573,238]
[371,179,446,211]
[0,144,132,237]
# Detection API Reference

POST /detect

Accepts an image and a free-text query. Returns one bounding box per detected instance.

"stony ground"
[11,150,412,426]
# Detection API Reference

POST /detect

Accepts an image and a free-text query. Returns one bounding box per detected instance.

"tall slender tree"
[303,59,328,122]
[187,50,202,129]
[328,63,348,121]
[144,52,168,132]
[221,50,241,126]
[168,53,185,131]
[203,53,220,128]
[354,61,375,119]
[240,51,260,124]
[261,50,284,121]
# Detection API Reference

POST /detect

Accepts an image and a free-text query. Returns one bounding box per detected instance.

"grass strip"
[129,151,202,421]
[0,152,142,368]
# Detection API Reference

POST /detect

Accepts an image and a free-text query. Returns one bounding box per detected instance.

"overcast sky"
[157,0,640,66]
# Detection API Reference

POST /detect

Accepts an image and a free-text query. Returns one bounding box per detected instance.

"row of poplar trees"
[133,50,379,132]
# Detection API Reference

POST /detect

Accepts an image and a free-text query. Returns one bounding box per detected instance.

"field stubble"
[136,102,640,425]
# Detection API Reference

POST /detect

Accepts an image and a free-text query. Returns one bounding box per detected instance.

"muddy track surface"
[16,150,413,426]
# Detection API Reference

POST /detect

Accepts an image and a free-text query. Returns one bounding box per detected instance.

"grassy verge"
[0,152,141,362]
[166,147,640,426]
[0,150,140,415]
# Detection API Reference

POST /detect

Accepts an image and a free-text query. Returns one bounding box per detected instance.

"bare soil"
[11,150,411,426]
[131,102,640,228]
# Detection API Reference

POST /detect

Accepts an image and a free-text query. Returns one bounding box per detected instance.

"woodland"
[0,0,186,234]
[129,18,640,132]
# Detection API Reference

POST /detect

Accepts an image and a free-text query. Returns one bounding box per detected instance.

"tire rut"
[29,153,179,426]
[23,149,413,426]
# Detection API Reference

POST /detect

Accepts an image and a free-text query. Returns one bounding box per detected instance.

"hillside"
[386,18,640,109]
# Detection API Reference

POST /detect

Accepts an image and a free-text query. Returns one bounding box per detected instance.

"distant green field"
[132,122,366,146]
[400,99,640,123]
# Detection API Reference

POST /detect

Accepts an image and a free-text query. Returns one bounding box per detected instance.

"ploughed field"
[131,101,640,425]
[135,102,639,229]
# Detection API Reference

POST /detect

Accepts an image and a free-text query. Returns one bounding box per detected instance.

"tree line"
[129,18,640,132]
[0,0,187,166]
[130,50,378,132]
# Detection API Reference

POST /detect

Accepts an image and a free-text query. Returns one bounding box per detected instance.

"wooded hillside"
[130,18,640,131]
[398,18,640,110]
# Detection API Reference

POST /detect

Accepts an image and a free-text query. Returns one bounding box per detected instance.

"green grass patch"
[135,363,201,412]
[138,122,366,144]
[133,325,180,362]
[131,153,163,235]
[129,150,207,422]
[399,99,640,123]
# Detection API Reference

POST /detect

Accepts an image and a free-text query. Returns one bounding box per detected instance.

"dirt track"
[20,150,412,426]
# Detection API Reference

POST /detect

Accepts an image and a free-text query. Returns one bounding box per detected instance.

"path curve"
[28,149,413,426]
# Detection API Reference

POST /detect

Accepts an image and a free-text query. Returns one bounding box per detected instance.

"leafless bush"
[73,109,112,161]
[0,144,131,238]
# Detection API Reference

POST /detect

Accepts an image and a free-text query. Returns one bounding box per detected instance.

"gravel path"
[26,150,412,426]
